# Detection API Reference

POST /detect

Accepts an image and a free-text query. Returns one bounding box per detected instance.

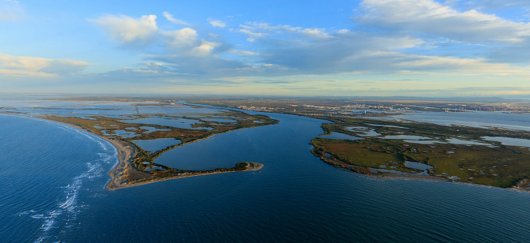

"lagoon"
[3,109,530,242]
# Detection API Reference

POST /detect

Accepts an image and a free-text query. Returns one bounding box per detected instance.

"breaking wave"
[29,126,117,242]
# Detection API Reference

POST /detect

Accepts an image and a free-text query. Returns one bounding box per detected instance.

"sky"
[1,0,530,97]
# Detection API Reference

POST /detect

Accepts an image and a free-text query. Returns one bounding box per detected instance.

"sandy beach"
[44,118,264,190]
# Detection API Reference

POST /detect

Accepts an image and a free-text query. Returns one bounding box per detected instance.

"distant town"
[191,97,530,119]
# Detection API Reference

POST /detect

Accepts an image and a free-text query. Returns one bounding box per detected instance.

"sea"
[2,106,530,242]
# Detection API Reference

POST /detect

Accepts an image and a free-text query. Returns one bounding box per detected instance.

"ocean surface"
[0,115,116,242]
[3,110,530,242]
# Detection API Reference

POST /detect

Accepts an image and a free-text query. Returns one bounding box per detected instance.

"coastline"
[46,114,530,193]
[36,119,140,190]
[6,112,527,193]
[311,146,530,193]
[39,117,264,190]
[196,104,530,193]
[107,163,264,190]
[0,114,129,189]
[32,105,277,190]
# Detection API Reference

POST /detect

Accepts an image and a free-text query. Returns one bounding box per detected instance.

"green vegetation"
[43,109,277,188]
[312,118,530,188]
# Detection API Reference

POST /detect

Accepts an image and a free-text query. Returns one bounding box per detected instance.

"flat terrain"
[43,105,278,189]
[193,98,530,190]
[312,118,530,188]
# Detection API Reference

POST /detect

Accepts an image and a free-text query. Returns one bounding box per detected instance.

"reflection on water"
[140,126,170,133]
[81,110,530,242]
[384,135,432,140]
[383,111,530,131]
[113,129,137,138]
[404,161,432,172]
[345,126,381,137]
[483,136,530,148]
[133,138,181,153]
[446,138,493,147]
[320,132,362,141]
[201,117,237,123]
[3,105,530,242]
[121,117,199,129]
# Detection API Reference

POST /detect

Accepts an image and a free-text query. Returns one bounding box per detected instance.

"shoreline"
[107,163,264,191]
[32,106,277,190]
[36,120,141,190]
[194,104,530,193]
[5,112,527,193]
[84,129,264,191]
[312,147,530,193]
[33,116,264,191]
[0,114,130,189]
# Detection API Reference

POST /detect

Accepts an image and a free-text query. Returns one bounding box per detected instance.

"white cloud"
[85,10,530,93]
[360,0,530,43]
[0,53,88,78]
[193,41,219,56]
[458,0,530,10]
[164,27,198,48]
[91,14,158,44]
[208,19,227,28]
[256,30,425,74]
[394,54,530,75]
[92,14,221,58]
[239,22,331,41]
[230,49,258,56]
[239,27,265,42]
[301,28,329,38]
[163,11,189,25]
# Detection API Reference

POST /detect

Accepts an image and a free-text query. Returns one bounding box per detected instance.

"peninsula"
[193,98,530,190]
[42,102,277,190]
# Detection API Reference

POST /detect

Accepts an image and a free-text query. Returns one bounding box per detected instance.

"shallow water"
[383,135,432,140]
[133,138,181,153]
[446,138,493,147]
[3,110,530,242]
[113,129,137,138]
[345,126,381,137]
[482,136,530,148]
[319,132,362,141]
[120,117,199,129]
[385,111,530,131]
[140,126,170,133]
[201,117,237,123]
[136,105,220,115]
[404,161,433,171]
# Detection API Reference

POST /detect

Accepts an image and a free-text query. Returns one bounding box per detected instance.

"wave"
[2,115,120,242]
[30,135,116,242]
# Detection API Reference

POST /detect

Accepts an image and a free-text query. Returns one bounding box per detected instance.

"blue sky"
[1,0,530,97]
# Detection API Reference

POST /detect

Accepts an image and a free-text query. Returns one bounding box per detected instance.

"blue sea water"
[0,115,116,242]
[2,111,530,242]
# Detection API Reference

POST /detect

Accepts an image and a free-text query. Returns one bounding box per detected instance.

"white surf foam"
[32,150,113,242]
